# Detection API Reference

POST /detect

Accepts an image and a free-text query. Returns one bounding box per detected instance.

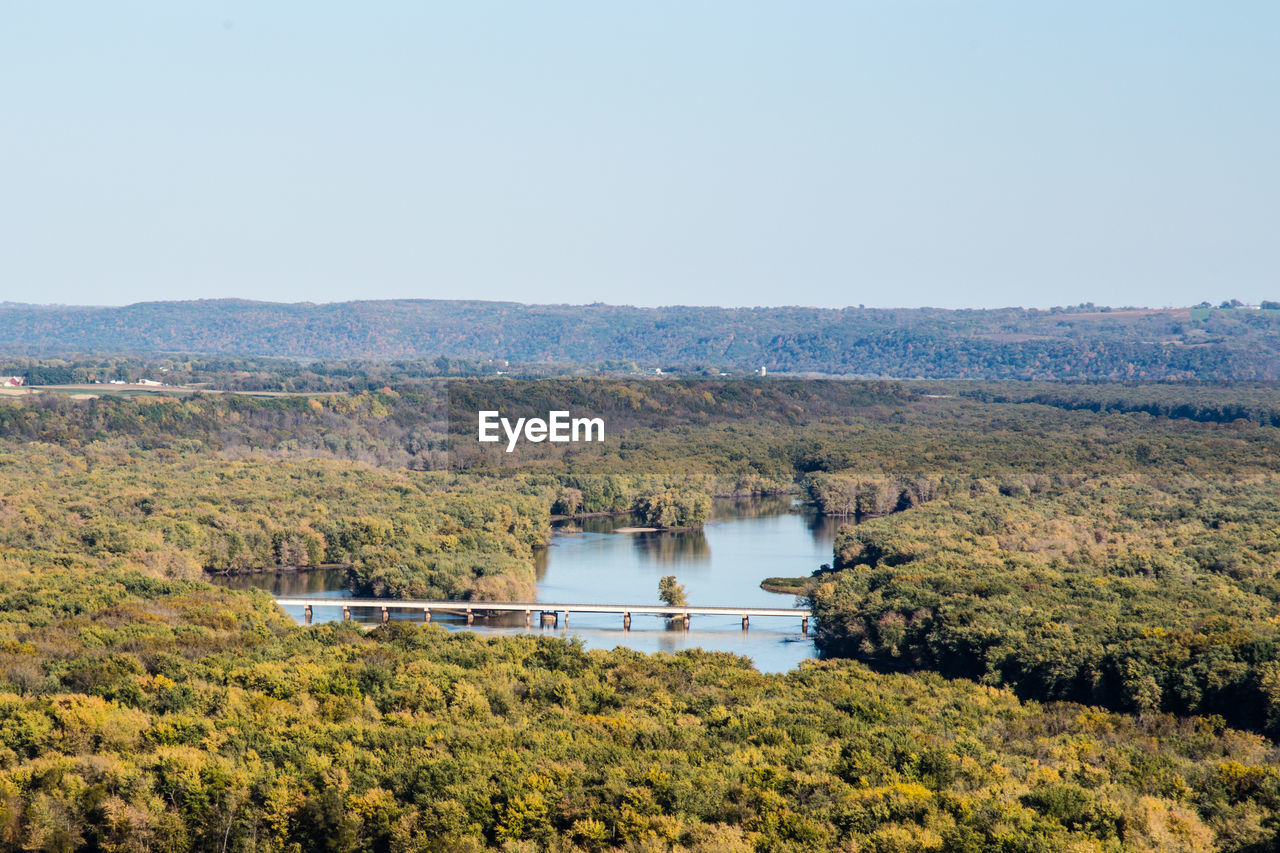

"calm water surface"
[210,496,838,672]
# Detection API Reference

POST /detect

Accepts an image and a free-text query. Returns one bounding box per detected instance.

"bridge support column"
[741,614,748,631]
[623,612,631,631]
[563,610,570,628]
[380,606,388,624]
[466,608,474,625]
[423,608,430,622]
[682,613,690,631]
[342,605,350,622]
[304,605,312,626]
[802,616,809,635]
[525,609,531,627]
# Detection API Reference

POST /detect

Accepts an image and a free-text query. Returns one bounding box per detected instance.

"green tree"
[658,575,687,607]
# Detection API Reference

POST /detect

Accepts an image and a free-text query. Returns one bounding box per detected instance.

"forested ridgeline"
[9,377,1280,538]
[0,379,926,517]
[445,378,911,479]
[9,377,1280,542]
[12,373,1280,467]
[4,299,1280,379]
[0,379,914,472]
[446,378,911,431]
[0,565,1277,851]
[958,382,1280,429]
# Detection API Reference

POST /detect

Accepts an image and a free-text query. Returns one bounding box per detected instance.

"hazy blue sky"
[4,2,1277,309]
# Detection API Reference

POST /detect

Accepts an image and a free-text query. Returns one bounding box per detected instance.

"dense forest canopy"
[4,568,1276,852]
[4,299,1280,379]
[4,374,1280,849]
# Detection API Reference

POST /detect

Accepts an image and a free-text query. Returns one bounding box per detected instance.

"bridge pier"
[342,605,350,621]
[525,609,531,627]
[623,612,631,631]
[466,607,474,625]
[682,613,690,631]
[563,610,570,628]
[304,605,312,626]
[802,616,809,635]
[381,606,389,624]
[423,608,430,622]
[741,614,748,630]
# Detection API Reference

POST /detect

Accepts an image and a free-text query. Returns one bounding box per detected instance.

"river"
[208,496,839,672]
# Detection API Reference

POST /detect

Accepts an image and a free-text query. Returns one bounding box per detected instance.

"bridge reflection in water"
[274,596,812,634]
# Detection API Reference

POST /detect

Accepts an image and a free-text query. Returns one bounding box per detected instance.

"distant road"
[15,384,346,398]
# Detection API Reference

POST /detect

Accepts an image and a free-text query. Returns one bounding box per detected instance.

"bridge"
[274,597,812,633]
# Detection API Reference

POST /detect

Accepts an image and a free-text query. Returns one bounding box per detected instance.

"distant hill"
[2,299,1279,380]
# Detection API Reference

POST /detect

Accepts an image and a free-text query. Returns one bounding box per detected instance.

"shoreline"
[549,488,800,525]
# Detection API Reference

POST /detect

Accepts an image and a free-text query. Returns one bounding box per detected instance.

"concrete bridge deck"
[274,597,812,632]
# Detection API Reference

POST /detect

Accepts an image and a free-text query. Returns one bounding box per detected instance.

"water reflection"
[532,545,550,581]
[629,528,710,564]
[720,493,845,546]
[714,494,796,519]
[211,566,349,597]
[554,514,645,535]
[801,506,845,547]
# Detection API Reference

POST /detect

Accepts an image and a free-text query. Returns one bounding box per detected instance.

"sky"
[3,2,1277,310]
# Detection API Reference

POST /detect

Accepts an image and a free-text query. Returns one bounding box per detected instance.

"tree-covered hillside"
[5,377,1280,848]
[4,300,1280,380]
